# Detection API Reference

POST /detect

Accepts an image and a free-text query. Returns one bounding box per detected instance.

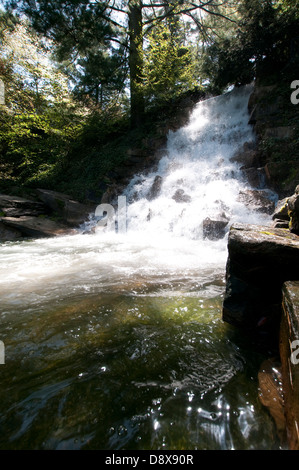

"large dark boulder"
[203,215,229,240]
[36,189,96,226]
[222,223,299,332]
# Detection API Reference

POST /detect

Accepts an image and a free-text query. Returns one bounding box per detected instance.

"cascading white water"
[124,84,274,241]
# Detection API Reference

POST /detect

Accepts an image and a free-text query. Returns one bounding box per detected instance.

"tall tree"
[142,18,198,107]
[7,0,237,127]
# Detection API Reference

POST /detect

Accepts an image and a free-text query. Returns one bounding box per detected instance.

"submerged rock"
[172,188,191,203]
[258,358,286,446]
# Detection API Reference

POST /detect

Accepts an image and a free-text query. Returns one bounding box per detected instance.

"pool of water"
[0,234,281,450]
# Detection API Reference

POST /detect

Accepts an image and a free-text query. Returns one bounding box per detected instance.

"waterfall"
[0,85,277,305]
[122,84,275,241]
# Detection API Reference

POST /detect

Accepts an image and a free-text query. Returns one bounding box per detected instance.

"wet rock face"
[0,221,22,241]
[0,190,96,241]
[222,223,299,332]
[1,216,76,239]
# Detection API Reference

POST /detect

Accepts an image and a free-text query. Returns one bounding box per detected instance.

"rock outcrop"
[222,223,299,332]
[0,194,47,218]
[0,189,96,241]
[1,216,75,239]
[247,84,299,198]
[36,189,96,227]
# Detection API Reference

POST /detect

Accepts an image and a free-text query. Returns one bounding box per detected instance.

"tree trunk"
[128,0,144,128]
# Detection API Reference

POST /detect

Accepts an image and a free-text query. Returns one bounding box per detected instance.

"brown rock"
[258,358,286,445]
[203,215,229,240]
[148,175,163,201]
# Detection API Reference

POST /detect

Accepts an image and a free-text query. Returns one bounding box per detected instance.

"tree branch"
[143,0,238,29]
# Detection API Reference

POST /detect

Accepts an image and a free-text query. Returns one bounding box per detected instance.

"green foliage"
[72,48,128,108]
[0,111,80,178]
[0,13,85,189]
[142,20,199,108]
[202,0,299,92]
